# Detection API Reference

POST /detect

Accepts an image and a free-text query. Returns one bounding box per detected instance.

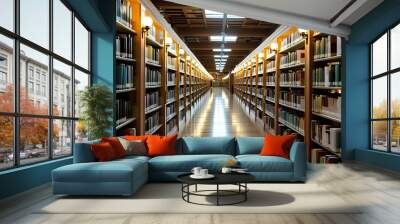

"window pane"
[0,0,14,31]
[74,69,89,118]
[53,0,72,60]
[75,120,88,143]
[372,120,388,151]
[20,117,49,165]
[372,33,387,76]
[74,18,89,70]
[391,24,400,70]
[53,119,72,157]
[391,72,400,118]
[53,59,72,117]
[20,44,49,115]
[0,35,14,112]
[391,120,400,153]
[372,76,387,119]
[20,0,49,49]
[0,116,14,170]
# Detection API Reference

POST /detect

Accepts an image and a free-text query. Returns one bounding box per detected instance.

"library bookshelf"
[233,27,342,164]
[114,0,211,136]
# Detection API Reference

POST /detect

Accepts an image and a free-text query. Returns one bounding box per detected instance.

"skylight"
[210,35,237,42]
[213,48,232,52]
[205,10,244,19]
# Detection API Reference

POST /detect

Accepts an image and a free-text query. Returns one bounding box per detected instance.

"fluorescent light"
[215,58,227,61]
[204,10,244,19]
[210,35,237,42]
[213,48,232,52]
[214,55,229,58]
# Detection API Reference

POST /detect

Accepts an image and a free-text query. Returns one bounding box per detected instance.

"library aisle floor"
[180,87,263,137]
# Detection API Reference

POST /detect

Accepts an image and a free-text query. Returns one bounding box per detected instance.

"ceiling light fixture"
[213,48,232,52]
[210,35,237,42]
[214,55,229,58]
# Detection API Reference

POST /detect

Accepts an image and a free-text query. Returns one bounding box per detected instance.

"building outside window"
[370,23,400,153]
[0,0,91,170]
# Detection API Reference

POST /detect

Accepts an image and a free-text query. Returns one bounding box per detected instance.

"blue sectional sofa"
[52,137,306,196]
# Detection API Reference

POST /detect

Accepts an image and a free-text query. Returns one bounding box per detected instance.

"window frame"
[370,20,400,153]
[0,0,92,171]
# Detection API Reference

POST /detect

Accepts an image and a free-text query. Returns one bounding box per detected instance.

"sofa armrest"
[73,140,100,163]
[289,142,307,181]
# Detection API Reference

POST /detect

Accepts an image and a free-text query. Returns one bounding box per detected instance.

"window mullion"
[387,29,391,152]
[13,0,20,167]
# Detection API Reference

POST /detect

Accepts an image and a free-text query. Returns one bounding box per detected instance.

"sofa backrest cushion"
[178,137,236,155]
[236,137,264,155]
[73,140,100,163]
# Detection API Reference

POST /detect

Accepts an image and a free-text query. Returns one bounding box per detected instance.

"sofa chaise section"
[52,142,149,196]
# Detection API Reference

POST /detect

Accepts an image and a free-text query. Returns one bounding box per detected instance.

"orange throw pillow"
[146,135,177,157]
[91,142,117,162]
[124,135,149,141]
[260,134,296,159]
[101,137,126,158]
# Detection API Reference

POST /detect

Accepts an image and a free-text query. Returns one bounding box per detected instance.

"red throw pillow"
[124,135,149,141]
[146,135,177,157]
[91,142,117,161]
[101,137,126,158]
[260,134,296,159]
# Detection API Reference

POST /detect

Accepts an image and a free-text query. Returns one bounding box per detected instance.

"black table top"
[177,172,255,185]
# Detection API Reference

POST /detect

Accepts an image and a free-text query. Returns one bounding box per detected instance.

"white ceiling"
[165,0,383,37]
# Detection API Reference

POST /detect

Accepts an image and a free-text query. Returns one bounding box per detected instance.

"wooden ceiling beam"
[175,27,275,37]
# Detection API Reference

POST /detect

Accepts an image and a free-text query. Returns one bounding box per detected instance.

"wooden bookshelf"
[232,27,342,164]
[113,0,211,136]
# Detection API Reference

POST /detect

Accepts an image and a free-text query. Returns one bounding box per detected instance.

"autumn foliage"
[0,85,59,151]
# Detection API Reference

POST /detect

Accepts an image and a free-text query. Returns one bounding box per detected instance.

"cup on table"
[199,169,208,176]
[191,167,202,176]
[221,167,232,174]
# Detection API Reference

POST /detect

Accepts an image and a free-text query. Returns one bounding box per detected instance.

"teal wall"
[344,0,400,171]
[0,0,115,199]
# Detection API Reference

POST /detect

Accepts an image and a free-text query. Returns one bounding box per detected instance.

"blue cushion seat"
[236,155,293,172]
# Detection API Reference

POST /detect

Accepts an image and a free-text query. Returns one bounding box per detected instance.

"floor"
[1,163,400,224]
[2,88,400,223]
[180,87,263,137]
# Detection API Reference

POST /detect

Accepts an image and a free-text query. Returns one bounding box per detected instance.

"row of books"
[265,116,274,132]
[311,121,341,153]
[266,48,275,58]
[167,89,175,101]
[167,71,176,84]
[280,69,305,87]
[311,148,341,163]
[257,64,264,74]
[257,76,263,84]
[266,88,275,100]
[266,102,275,117]
[145,91,160,109]
[281,31,303,51]
[179,61,185,71]
[166,118,176,134]
[266,60,275,72]
[116,0,132,28]
[145,112,160,133]
[279,109,305,134]
[312,94,341,119]
[116,98,133,124]
[314,36,342,59]
[179,87,184,96]
[179,74,185,84]
[280,91,305,110]
[166,104,175,117]
[116,64,134,90]
[145,68,161,86]
[167,55,176,70]
[266,74,275,85]
[313,63,341,87]
[280,50,305,68]
[145,45,160,64]
[116,34,134,59]
[147,26,161,42]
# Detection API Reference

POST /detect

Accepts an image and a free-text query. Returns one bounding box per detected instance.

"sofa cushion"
[91,142,118,161]
[236,155,293,172]
[147,135,177,157]
[53,158,147,183]
[149,154,235,172]
[236,137,263,155]
[178,137,236,155]
[260,134,297,159]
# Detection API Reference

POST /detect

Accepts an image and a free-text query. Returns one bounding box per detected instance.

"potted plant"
[79,84,113,140]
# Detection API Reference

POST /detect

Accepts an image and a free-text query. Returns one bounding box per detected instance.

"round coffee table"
[177,173,255,206]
